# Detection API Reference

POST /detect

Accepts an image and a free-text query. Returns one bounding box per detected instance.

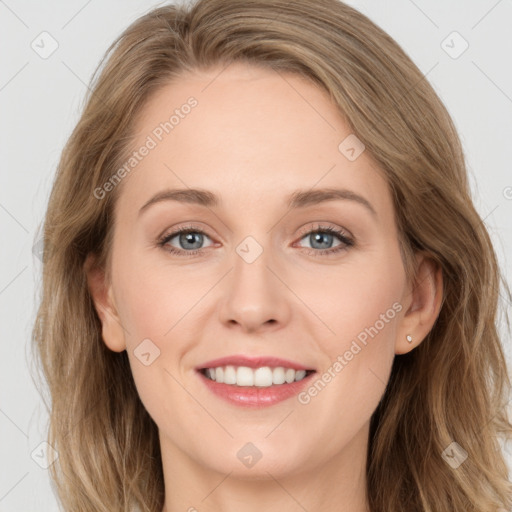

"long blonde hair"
[32,0,512,510]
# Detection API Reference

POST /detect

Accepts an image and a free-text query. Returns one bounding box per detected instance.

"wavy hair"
[32,0,512,510]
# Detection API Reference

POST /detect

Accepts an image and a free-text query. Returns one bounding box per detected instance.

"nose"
[218,243,292,334]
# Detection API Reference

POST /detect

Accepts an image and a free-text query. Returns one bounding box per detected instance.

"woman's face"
[92,62,420,479]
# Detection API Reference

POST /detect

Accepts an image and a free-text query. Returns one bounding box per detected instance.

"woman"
[32,0,512,510]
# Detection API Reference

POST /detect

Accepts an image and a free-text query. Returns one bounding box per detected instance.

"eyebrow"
[138,187,377,218]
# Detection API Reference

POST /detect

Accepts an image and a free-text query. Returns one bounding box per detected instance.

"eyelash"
[157,223,354,258]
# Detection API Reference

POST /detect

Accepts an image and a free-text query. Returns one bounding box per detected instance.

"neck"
[160,422,370,512]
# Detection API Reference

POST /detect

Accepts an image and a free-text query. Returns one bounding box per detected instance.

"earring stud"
[406,334,413,343]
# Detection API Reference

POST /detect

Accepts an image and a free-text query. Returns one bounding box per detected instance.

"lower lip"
[198,371,315,408]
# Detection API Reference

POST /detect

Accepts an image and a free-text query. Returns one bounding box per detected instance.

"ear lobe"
[84,253,126,353]
[395,253,443,355]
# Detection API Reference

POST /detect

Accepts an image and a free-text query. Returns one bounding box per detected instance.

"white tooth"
[215,367,224,384]
[236,366,254,386]
[285,368,296,383]
[254,367,273,387]
[272,367,286,385]
[207,368,216,380]
[223,365,237,385]
[295,370,306,381]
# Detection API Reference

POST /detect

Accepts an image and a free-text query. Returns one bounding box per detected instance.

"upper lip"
[197,355,315,371]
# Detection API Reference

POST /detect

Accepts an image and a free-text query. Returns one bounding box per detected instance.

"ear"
[84,253,126,352]
[395,252,443,355]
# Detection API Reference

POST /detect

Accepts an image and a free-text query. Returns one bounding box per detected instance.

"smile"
[196,355,316,407]
[201,365,313,387]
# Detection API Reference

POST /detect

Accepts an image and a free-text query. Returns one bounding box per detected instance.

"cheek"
[113,259,201,432]
[292,267,401,454]
[303,246,404,394]
[306,249,403,344]
[112,253,203,395]
[113,251,199,344]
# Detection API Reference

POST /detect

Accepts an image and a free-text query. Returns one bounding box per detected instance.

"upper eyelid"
[296,223,351,237]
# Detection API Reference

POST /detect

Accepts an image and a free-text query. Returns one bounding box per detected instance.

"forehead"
[116,62,392,220]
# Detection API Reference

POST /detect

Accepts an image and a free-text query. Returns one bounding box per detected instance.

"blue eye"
[157,224,354,258]
[158,226,214,256]
[295,225,354,256]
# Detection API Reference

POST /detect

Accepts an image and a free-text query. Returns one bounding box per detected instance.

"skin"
[86,62,443,512]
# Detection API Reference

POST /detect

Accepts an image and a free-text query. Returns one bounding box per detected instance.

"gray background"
[1,0,511,510]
